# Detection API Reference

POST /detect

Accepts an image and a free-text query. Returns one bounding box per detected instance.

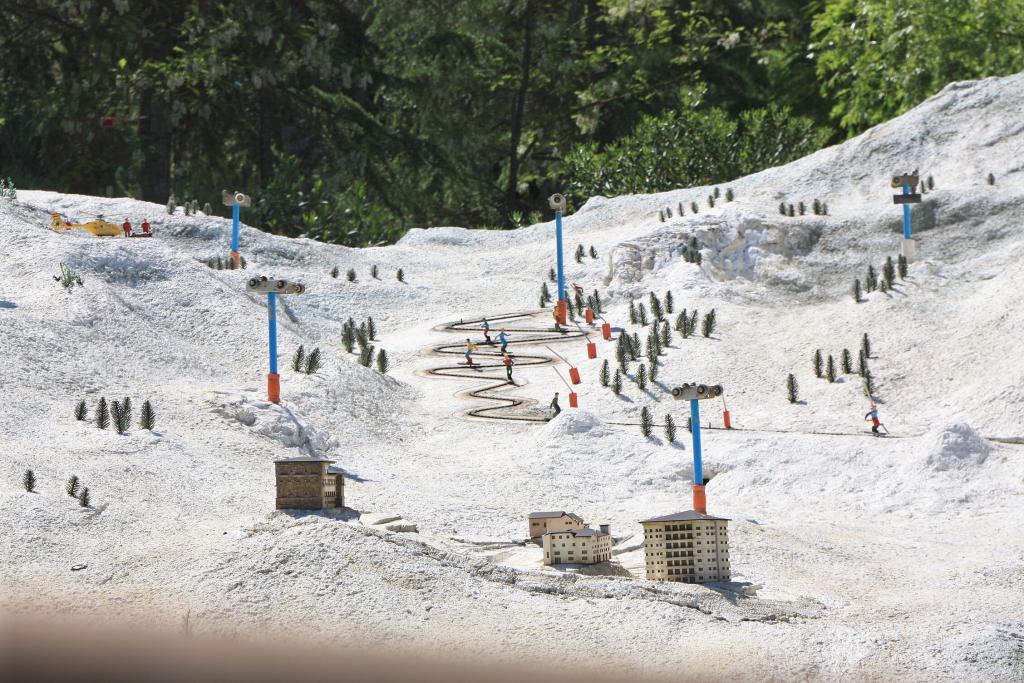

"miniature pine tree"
[599,359,610,387]
[813,349,823,378]
[78,487,90,508]
[637,364,647,390]
[346,268,356,282]
[787,204,795,217]
[883,256,896,288]
[897,254,908,280]
[575,245,584,263]
[66,475,81,498]
[376,349,389,374]
[786,374,798,404]
[725,188,734,202]
[826,355,836,383]
[358,345,375,367]
[139,400,156,431]
[660,321,671,348]
[841,348,853,374]
[649,359,659,382]
[927,175,934,190]
[539,292,547,308]
[689,309,698,334]
[184,201,191,216]
[215,257,223,270]
[612,369,623,395]
[649,292,663,321]
[987,172,995,185]
[304,347,322,374]
[798,201,806,215]
[664,414,677,442]
[822,203,828,215]
[615,337,628,372]
[96,397,110,430]
[341,324,356,353]
[122,397,133,426]
[640,407,653,437]
[292,345,306,372]
[167,196,176,215]
[659,210,665,222]
[664,291,674,314]
[111,400,130,434]
[240,256,247,269]
[866,265,878,292]
[863,370,875,397]
[646,336,658,366]
[592,290,602,314]
[686,416,692,433]
[574,290,585,315]
[548,267,556,282]
[22,469,35,492]
[541,282,551,304]
[707,195,715,208]
[74,399,88,421]
[203,202,212,215]
[858,349,868,377]
[713,187,721,199]
[691,201,699,213]
[0,178,6,198]
[638,303,648,327]
[397,268,405,282]
[861,332,871,359]
[331,266,339,278]
[629,300,638,325]
[356,325,369,350]
[589,245,598,259]
[779,202,787,215]
[678,202,684,215]
[701,309,716,338]
[371,264,379,279]
[852,278,862,303]
[367,317,376,340]
[880,278,889,293]
[630,333,641,360]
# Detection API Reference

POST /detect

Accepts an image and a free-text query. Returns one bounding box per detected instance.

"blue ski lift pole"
[891,172,921,262]
[549,194,568,324]
[231,204,241,264]
[690,399,703,487]
[247,276,305,404]
[902,184,912,240]
[223,190,252,268]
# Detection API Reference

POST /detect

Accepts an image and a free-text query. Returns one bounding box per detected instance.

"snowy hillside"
[2,72,1023,680]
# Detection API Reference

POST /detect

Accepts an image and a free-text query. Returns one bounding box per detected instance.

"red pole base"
[601,322,612,340]
[556,300,567,325]
[230,251,241,269]
[568,367,581,384]
[568,392,578,408]
[585,308,594,324]
[723,410,732,429]
[586,342,597,359]
[692,485,707,514]
[267,373,281,404]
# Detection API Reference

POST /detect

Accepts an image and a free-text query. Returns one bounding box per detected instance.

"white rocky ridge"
[1,72,1023,680]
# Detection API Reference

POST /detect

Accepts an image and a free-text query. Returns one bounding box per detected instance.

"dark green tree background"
[1,0,1019,246]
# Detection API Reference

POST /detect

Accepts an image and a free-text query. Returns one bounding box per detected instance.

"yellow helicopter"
[49,211,122,237]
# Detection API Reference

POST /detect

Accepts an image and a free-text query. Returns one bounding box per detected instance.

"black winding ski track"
[426,310,590,422]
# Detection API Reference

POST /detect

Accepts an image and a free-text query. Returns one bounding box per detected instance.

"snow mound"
[205,391,339,455]
[538,410,611,442]
[923,422,991,471]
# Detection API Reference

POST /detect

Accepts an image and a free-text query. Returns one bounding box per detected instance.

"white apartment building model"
[542,525,612,566]
[527,511,585,539]
[640,511,731,583]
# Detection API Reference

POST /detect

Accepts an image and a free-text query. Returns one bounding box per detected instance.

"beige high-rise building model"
[542,525,612,565]
[640,511,730,583]
[274,456,345,510]
[527,511,585,539]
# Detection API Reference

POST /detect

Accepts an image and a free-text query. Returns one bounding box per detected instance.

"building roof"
[274,456,336,464]
[326,465,345,475]
[544,527,608,538]
[639,510,730,523]
[528,511,584,523]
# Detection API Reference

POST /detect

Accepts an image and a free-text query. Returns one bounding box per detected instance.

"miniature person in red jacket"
[122,219,132,237]
[502,352,514,383]
[141,218,151,235]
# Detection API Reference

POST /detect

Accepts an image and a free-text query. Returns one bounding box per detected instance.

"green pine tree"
[897,255,908,280]
[599,359,610,387]
[592,290,602,314]
[691,201,699,213]
[397,268,405,282]
[292,345,306,372]
[649,292,663,321]
[786,374,798,404]
[883,257,896,288]
[371,264,379,279]
[346,268,357,282]
[861,332,871,359]
[548,267,556,282]
[96,397,110,430]
[331,266,339,278]
[367,317,376,340]
[575,244,584,263]
[852,278,862,303]
[866,265,878,292]
[725,188,734,202]
[841,349,853,374]
[359,345,374,367]
[376,349,389,374]
[66,475,80,498]
[640,407,653,437]
[813,350,823,378]
[826,355,836,383]
[630,333,641,361]
[664,414,677,442]
[74,399,87,421]
[589,246,598,259]
[22,469,35,492]
[660,321,670,348]
[612,369,623,395]
[304,347,322,374]
[342,323,356,353]
[649,359,658,383]
[701,309,716,338]
[628,300,638,325]
[779,202,787,215]
[664,291,674,314]
[139,400,156,431]
[637,303,648,327]
[78,487,90,508]
[637,363,647,391]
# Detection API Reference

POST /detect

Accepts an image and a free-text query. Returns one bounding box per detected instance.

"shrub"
[664,291,674,314]
[292,345,306,372]
[371,264,379,279]
[841,348,853,374]
[813,350,823,378]
[664,414,677,442]
[637,363,647,391]
[612,369,623,395]
[376,349,389,374]
[786,374,798,404]
[78,487,90,508]
[66,475,80,498]
[346,268,356,282]
[826,355,836,383]
[304,347,322,374]
[599,360,610,387]
[331,266,339,278]
[96,397,110,430]
[22,469,35,492]
[640,407,653,437]
[74,399,87,421]
[397,268,405,282]
[139,400,156,431]
[852,278,862,303]
[701,309,716,338]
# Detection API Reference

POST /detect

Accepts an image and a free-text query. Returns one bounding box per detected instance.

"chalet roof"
[274,456,336,464]
[528,511,584,523]
[544,527,608,538]
[639,511,730,523]
[326,465,345,475]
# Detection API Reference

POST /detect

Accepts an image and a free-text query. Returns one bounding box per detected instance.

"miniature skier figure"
[141,218,151,235]
[122,218,132,237]
[482,317,492,344]
[552,306,562,332]
[502,352,514,383]
[497,329,510,354]
[864,403,882,437]
[464,338,477,365]
[550,392,561,418]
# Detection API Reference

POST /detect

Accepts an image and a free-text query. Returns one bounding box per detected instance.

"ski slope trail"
[425,311,592,422]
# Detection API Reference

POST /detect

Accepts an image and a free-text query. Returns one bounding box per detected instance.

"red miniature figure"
[122,219,132,237]
[141,219,151,235]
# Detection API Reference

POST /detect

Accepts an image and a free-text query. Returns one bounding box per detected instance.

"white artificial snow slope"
[2,72,1024,680]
